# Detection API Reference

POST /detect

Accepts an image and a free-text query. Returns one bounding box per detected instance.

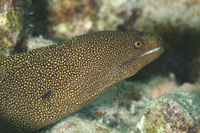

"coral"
[146,74,200,99]
[46,0,200,40]
[27,35,54,51]
[47,0,96,40]
[46,0,137,40]
[130,0,200,32]
[42,116,111,133]
[137,91,200,133]
[0,0,31,58]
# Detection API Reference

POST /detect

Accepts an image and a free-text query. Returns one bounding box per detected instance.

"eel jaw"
[138,47,163,58]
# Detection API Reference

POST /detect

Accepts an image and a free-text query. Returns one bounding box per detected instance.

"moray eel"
[0,31,163,132]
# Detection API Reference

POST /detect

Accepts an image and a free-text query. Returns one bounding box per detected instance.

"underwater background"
[1,0,200,132]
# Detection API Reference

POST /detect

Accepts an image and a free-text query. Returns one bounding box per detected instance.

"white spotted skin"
[0,31,163,132]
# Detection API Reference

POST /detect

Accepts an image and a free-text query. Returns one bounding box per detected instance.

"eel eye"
[134,39,143,49]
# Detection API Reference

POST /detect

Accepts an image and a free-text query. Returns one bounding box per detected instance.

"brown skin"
[0,31,163,132]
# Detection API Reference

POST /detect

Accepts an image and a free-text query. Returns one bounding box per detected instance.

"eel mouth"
[138,46,164,58]
[117,46,164,71]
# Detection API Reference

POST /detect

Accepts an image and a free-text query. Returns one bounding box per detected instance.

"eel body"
[0,31,163,132]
